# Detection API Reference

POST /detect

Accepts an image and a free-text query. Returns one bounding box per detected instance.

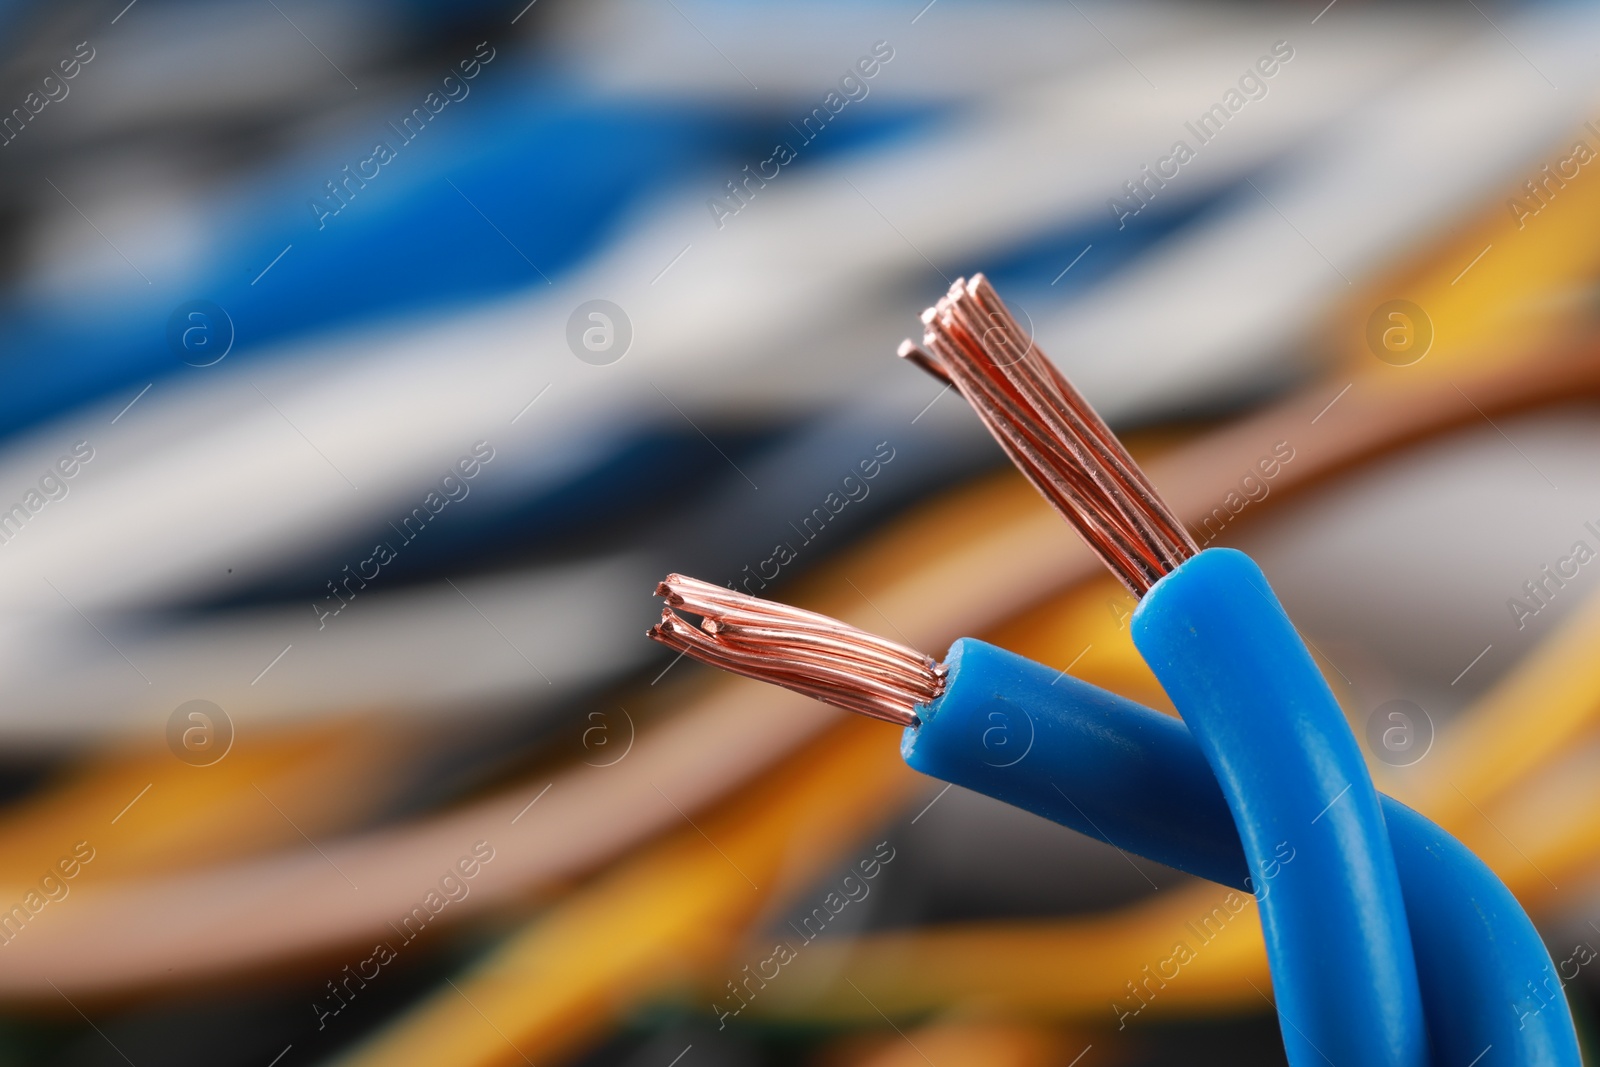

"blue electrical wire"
[881,268,1576,1064]
[1130,547,1426,1067]
[903,636,1581,1067]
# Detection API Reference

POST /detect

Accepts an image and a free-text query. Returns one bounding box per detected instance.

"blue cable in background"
[0,94,730,435]
[0,53,945,445]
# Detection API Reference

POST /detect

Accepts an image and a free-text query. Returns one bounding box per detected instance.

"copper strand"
[964,273,1193,556]
[909,331,1161,590]
[902,273,1198,595]
[914,328,1165,587]
[951,280,1189,564]
[647,575,942,727]
[934,279,1180,566]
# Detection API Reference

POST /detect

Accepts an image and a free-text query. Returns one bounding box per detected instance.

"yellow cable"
[1337,120,1600,382]
[1443,735,1600,916]
[815,1019,1111,1067]
[0,717,410,889]
[754,879,1272,1024]
[328,718,921,1067]
[1402,586,1600,823]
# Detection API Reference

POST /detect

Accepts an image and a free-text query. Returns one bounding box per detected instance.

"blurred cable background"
[0,0,1597,1063]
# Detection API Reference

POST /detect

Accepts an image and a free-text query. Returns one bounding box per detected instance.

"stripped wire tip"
[646,574,943,727]
[899,273,1196,596]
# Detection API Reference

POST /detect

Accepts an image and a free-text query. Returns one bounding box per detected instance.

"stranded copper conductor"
[901,273,1197,596]
[647,574,941,727]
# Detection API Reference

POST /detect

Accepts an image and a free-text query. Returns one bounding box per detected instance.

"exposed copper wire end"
[900,273,1197,596]
[897,338,952,386]
[646,573,943,727]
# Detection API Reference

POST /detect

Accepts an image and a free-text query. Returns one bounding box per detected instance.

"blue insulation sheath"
[1128,547,1425,1067]
[902,635,1578,1067]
